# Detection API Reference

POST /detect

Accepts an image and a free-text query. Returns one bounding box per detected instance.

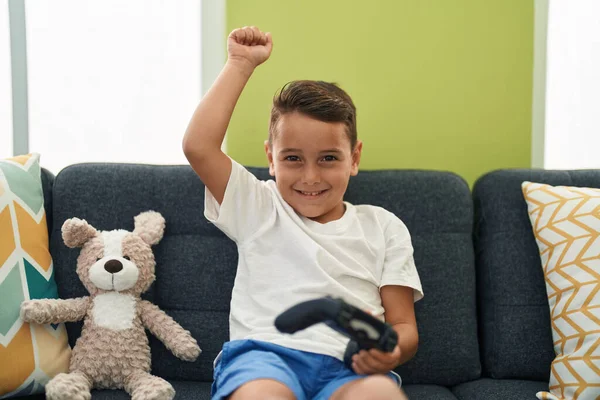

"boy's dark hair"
[269,80,357,149]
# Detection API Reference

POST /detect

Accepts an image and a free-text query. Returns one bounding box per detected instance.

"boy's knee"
[363,375,402,399]
[336,375,405,400]
[228,379,296,400]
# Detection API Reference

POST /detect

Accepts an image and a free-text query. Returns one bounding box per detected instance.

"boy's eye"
[285,155,300,161]
[322,155,337,162]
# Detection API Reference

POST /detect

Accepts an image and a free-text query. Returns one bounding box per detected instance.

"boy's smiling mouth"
[295,189,329,198]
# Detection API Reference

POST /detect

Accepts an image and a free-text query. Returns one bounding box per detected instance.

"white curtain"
[24,0,202,173]
[0,1,12,159]
[543,0,600,169]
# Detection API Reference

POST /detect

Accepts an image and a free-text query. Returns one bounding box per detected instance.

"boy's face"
[265,112,362,224]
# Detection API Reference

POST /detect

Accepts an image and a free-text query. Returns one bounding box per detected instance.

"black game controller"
[274,296,398,367]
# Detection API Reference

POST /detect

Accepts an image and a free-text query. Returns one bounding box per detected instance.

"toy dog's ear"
[62,218,98,248]
[133,211,165,246]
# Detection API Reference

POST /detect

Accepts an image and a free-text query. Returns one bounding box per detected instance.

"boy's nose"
[302,166,321,184]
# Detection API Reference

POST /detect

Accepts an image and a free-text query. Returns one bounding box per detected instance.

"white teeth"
[300,190,323,196]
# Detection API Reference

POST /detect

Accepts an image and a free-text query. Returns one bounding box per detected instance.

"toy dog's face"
[79,230,155,295]
[61,211,165,297]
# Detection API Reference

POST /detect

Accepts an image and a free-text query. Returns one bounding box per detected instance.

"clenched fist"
[227,26,273,70]
[351,345,402,375]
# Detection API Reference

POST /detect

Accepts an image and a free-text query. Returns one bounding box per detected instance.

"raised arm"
[182,26,273,204]
[20,297,90,325]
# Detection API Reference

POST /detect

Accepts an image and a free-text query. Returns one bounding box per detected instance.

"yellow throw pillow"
[522,181,600,400]
[0,153,70,397]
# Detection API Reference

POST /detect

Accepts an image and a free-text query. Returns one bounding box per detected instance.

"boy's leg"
[228,379,294,400]
[212,340,305,400]
[327,375,409,400]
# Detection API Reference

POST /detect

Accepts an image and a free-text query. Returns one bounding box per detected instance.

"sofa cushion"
[50,163,227,383]
[0,153,70,398]
[522,181,600,400]
[452,378,549,400]
[403,384,459,399]
[91,381,213,400]
[361,171,480,386]
[21,382,452,400]
[49,163,479,386]
[473,170,600,380]
[15,381,213,400]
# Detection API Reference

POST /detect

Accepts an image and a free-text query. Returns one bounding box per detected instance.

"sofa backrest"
[473,169,600,381]
[47,163,480,385]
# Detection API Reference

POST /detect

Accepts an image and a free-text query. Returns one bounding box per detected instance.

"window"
[542,0,600,169]
[1,1,11,159]
[23,0,203,173]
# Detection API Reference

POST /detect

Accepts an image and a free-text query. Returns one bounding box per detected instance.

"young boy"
[183,26,423,400]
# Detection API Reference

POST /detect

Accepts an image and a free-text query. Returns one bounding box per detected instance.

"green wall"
[226,1,533,186]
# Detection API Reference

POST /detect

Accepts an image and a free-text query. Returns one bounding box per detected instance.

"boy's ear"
[350,140,363,176]
[264,140,275,176]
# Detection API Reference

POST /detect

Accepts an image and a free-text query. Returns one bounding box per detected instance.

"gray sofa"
[21,162,600,399]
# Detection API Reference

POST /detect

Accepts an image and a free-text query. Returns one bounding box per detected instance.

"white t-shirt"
[204,159,424,361]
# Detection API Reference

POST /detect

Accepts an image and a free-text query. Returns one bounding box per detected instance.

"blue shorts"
[211,339,402,400]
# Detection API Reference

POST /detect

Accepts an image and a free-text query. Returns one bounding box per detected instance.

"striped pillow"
[0,153,70,397]
[523,181,600,400]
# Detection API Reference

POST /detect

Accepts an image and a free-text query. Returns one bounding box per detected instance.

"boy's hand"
[227,26,273,70]
[351,345,402,375]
